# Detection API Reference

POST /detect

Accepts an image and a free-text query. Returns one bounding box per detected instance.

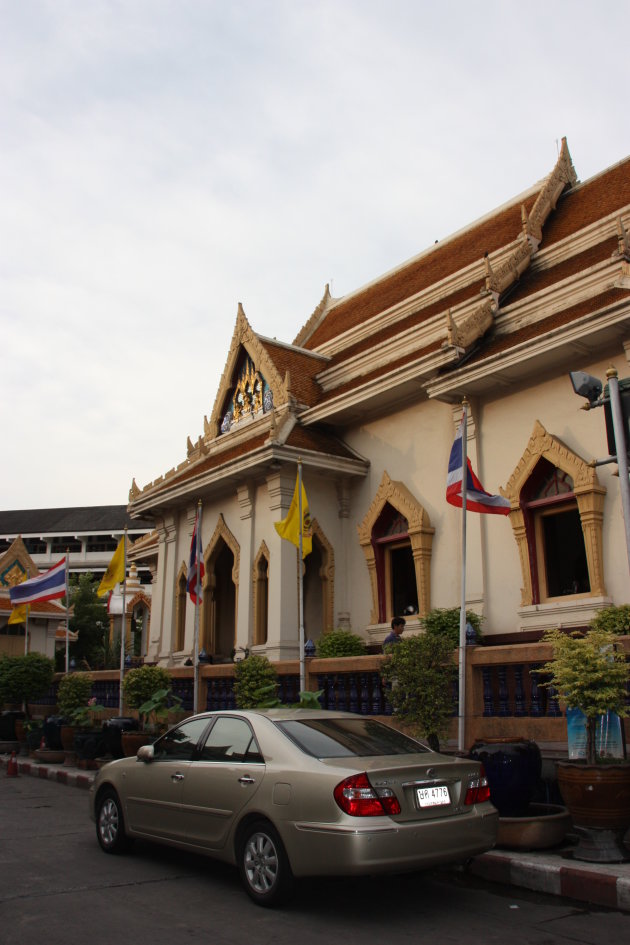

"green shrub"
[233,655,278,708]
[380,633,456,749]
[57,672,93,717]
[0,653,55,716]
[422,607,482,648]
[315,629,366,658]
[589,604,630,636]
[123,665,170,710]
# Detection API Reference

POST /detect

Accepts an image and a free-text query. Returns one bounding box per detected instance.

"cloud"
[1,0,629,508]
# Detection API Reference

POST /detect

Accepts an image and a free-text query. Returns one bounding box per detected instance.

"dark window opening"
[542,509,590,597]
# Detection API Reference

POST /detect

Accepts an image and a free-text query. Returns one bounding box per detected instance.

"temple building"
[128,139,630,667]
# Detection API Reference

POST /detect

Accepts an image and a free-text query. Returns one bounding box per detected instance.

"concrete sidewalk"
[3,750,630,914]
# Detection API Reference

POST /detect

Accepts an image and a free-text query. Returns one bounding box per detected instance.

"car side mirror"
[137,744,155,763]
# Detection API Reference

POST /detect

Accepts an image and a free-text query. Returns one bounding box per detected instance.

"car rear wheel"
[96,789,132,854]
[238,820,294,907]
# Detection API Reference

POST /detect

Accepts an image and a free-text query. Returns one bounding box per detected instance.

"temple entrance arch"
[303,519,334,643]
[202,515,240,661]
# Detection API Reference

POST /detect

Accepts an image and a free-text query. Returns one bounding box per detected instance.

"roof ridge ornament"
[526,136,577,244]
[484,236,533,298]
[444,299,495,353]
[292,283,334,348]
[616,217,630,259]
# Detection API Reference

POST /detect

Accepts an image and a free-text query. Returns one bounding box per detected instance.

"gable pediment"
[206,304,287,440]
[0,537,39,589]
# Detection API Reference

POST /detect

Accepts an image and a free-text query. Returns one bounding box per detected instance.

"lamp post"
[606,368,630,571]
[569,367,630,574]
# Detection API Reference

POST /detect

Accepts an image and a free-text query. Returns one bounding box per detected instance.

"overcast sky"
[2,1,629,511]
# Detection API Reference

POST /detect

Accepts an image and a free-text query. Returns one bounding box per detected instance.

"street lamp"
[569,367,630,573]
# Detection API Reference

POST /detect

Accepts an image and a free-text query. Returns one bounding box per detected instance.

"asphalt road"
[1,774,629,945]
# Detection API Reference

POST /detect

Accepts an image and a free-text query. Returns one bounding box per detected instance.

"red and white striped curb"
[2,754,94,790]
[471,849,630,913]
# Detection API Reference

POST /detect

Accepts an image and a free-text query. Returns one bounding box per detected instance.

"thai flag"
[187,507,205,604]
[446,420,511,515]
[9,558,67,605]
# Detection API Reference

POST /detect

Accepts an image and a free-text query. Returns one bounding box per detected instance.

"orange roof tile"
[258,338,326,405]
[542,157,630,248]
[304,192,540,350]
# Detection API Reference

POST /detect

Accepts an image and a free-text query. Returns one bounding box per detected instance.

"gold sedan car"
[89,709,498,906]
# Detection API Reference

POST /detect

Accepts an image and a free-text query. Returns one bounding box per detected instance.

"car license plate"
[416,785,450,808]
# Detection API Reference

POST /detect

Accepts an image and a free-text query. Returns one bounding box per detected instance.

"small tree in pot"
[0,653,54,720]
[539,628,628,766]
[57,672,97,726]
[123,665,179,731]
[538,627,630,862]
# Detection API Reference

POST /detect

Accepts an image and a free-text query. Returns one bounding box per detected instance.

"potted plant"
[121,665,181,755]
[538,626,630,862]
[56,672,104,762]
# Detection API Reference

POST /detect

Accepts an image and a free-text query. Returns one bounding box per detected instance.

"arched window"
[503,420,607,607]
[175,567,187,652]
[358,473,433,625]
[372,505,418,622]
[521,460,590,602]
[252,544,269,646]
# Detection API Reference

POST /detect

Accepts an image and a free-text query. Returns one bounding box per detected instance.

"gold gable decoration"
[220,354,272,433]
[207,303,287,440]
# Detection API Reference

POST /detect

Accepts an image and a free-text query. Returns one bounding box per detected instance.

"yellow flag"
[8,603,29,624]
[97,536,126,597]
[274,472,312,558]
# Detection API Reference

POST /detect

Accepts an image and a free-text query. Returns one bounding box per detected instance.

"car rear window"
[275,718,428,758]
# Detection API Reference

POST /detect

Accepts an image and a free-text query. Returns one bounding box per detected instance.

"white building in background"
[0,506,154,584]
[0,507,155,659]
[127,140,630,667]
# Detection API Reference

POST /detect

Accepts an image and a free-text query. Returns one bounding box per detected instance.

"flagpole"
[119,529,127,714]
[24,608,29,655]
[64,550,70,673]
[458,400,469,754]
[297,460,305,695]
[193,500,202,715]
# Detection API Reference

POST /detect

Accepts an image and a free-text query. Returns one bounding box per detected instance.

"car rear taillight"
[334,773,401,816]
[464,765,491,805]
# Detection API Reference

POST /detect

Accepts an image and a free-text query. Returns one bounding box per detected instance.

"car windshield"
[275,717,428,758]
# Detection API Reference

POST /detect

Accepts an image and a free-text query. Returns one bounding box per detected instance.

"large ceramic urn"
[556,761,630,862]
[469,738,542,817]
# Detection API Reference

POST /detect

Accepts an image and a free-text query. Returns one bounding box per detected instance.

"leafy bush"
[589,604,630,636]
[380,633,456,749]
[0,653,55,716]
[422,607,482,648]
[57,672,93,717]
[233,655,278,708]
[123,665,170,709]
[315,629,366,658]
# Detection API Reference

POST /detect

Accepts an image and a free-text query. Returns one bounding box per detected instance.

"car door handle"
[171,772,185,782]
[238,775,256,785]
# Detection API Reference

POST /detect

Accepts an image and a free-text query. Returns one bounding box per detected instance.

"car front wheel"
[238,820,294,907]
[96,789,132,854]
